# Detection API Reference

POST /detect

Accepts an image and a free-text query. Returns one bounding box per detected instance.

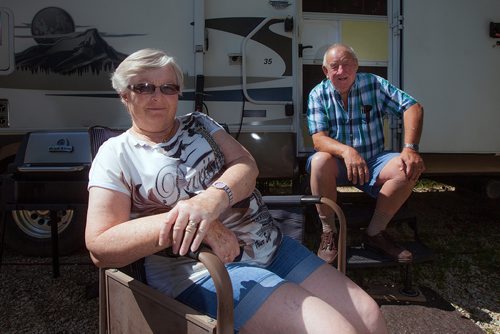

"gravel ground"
[351,180,500,334]
[0,251,98,333]
[0,179,498,333]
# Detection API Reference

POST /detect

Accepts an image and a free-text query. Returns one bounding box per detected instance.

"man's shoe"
[363,231,413,263]
[317,231,338,264]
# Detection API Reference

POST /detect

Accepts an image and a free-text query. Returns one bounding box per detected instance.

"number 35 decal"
[264,58,273,64]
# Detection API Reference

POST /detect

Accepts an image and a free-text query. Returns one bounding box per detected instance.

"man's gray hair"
[322,43,358,67]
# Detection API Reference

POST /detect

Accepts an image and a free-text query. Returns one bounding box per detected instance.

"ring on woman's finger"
[188,220,199,228]
[185,225,197,234]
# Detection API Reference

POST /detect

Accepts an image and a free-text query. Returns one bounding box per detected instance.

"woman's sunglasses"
[127,83,180,95]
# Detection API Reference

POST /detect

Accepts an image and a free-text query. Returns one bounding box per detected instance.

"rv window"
[303,0,387,16]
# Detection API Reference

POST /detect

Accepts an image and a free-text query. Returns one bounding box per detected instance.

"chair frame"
[100,248,230,334]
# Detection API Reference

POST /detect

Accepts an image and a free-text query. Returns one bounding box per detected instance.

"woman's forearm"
[86,213,170,268]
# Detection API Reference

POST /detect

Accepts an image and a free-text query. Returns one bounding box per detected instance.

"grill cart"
[0,130,91,277]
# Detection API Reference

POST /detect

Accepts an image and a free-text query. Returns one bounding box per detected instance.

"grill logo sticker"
[48,138,73,153]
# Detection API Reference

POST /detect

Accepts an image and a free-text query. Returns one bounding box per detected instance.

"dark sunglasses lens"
[160,84,179,95]
[130,83,178,95]
[133,83,155,94]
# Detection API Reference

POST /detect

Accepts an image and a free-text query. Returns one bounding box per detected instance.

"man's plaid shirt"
[307,73,418,160]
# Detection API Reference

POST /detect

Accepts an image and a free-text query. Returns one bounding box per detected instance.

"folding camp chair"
[89,126,347,334]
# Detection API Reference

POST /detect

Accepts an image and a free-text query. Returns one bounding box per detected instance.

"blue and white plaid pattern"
[307,73,417,160]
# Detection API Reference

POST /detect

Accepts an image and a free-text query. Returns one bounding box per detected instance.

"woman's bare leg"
[300,264,388,334]
[240,282,357,334]
[240,264,387,334]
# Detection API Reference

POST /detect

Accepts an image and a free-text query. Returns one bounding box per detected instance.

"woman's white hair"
[111,48,184,94]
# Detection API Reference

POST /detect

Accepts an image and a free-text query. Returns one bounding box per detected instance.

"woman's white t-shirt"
[88,112,281,296]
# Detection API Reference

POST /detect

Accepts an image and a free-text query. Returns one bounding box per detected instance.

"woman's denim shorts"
[176,236,325,331]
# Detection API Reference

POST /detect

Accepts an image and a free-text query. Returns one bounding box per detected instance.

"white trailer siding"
[401,0,500,154]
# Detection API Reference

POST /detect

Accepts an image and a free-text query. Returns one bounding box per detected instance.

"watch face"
[211,181,234,205]
[213,181,225,189]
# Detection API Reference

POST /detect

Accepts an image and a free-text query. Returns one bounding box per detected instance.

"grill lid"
[22,131,92,165]
[14,131,92,174]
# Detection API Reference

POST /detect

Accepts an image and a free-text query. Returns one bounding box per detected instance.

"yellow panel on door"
[341,21,388,62]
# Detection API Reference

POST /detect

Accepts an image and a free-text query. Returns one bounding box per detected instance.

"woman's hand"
[203,219,241,263]
[158,194,224,256]
[158,204,240,263]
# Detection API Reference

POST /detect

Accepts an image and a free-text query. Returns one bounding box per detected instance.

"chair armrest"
[262,195,347,274]
[319,197,347,274]
[194,247,234,334]
[161,246,235,334]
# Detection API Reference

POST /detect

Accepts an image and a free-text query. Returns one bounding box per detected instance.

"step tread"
[346,241,434,268]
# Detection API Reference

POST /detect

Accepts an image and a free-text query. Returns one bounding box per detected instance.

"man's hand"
[341,147,370,185]
[400,148,425,181]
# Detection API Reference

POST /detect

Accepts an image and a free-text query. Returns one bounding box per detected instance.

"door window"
[303,0,386,16]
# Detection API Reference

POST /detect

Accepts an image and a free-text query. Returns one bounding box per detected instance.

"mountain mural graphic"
[15,28,127,75]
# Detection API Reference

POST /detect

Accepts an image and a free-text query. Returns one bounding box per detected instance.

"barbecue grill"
[0,130,92,277]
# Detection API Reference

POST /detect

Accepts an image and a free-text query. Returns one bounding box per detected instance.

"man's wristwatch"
[404,143,419,152]
[211,181,234,205]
